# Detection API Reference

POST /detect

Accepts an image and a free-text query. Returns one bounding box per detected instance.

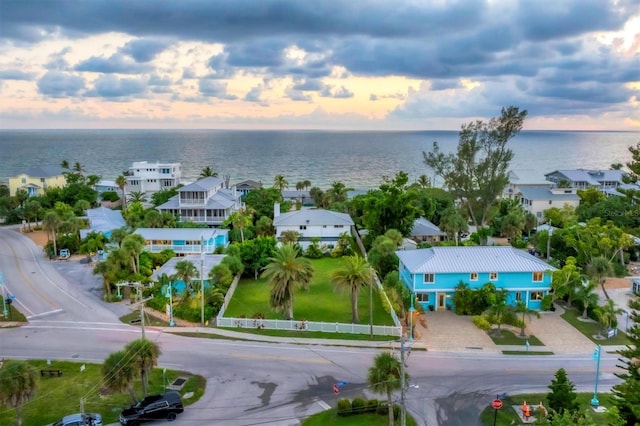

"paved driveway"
[417,311,499,353]
[525,305,596,354]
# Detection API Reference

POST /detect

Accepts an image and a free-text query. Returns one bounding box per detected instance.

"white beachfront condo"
[125,161,182,199]
[156,177,243,226]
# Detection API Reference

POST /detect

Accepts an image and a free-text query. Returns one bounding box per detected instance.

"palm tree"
[42,210,62,258]
[332,255,373,323]
[514,301,540,337]
[586,256,613,298]
[143,209,164,228]
[102,350,138,403]
[0,360,39,426]
[110,227,129,248]
[302,180,312,190]
[79,232,107,264]
[596,299,624,337]
[439,207,468,245]
[575,280,599,319]
[367,352,407,426]
[295,181,305,191]
[128,191,148,204]
[262,244,314,319]
[199,166,218,178]
[224,209,253,243]
[125,338,161,398]
[273,174,288,191]
[60,159,70,170]
[484,290,509,336]
[115,175,127,209]
[121,233,146,275]
[416,174,431,188]
[174,259,199,294]
[24,200,42,231]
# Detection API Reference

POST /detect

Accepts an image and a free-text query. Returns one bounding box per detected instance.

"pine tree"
[611,296,640,425]
[547,368,579,415]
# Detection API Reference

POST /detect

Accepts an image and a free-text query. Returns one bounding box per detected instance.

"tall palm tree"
[416,174,431,188]
[121,233,146,275]
[273,174,288,191]
[586,256,613,298]
[332,255,373,323]
[514,301,540,337]
[225,209,253,243]
[575,280,599,319]
[102,350,138,403]
[110,227,129,248]
[302,180,311,190]
[199,166,218,178]
[261,244,314,319]
[125,338,161,398]
[367,352,407,426]
[295,181,305,191]
[484,290,509,336]
[0,360,39,426]
[60,159,70,170]
[128,191,148,204]
[115,175,127,209]
[174,259,199,294]
[42,210,62,258]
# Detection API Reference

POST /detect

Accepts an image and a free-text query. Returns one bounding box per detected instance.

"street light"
[591,344,602,407]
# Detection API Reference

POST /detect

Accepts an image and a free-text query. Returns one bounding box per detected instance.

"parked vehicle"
[119,391,184,425]
[47,413,103,426]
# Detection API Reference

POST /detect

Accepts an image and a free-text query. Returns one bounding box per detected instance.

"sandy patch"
[19,229,49,247]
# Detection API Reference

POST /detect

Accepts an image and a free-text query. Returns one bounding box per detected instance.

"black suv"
[119,391,184,425]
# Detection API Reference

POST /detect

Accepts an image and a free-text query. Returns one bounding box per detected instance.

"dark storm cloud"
[75,54,152,74]
[120,39,172,62]
[37,71,85,97]
[0,69,35,80]
[87,75,147,98]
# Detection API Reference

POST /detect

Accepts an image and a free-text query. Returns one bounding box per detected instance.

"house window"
[21,178,26,184]
[323,225,327,228]
[470,272,478,281]
[548,200,552,204]
[490,272,498,281]
[530,291,543,301]
[299,225,307,230]
[423,273,434,284]
[416,293,430,302]
[334,225,344,228]
[533,271,543,282]
[515,292,522,301]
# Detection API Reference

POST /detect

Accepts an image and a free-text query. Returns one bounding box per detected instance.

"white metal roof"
[396,246,556,273]
[274,208,354,226]
[134,228,228,241]
[151,254,227,280]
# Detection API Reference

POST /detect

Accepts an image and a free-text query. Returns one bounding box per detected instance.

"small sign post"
[492,398,503,426]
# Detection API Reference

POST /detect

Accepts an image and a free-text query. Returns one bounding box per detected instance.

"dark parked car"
[47,413,103,426]
[119,391,184,425]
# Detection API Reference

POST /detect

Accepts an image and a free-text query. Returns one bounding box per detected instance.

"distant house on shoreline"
[273,203,354,249]
[125,161,182,201]
[234,179,262,198]
[9,165,66,197]
[410,217,446,244]
[544,169,638,196]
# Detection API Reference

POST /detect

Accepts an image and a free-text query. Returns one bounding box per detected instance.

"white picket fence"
[216,316,401,337]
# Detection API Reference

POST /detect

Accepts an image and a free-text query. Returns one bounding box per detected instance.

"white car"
[47,413,103,426]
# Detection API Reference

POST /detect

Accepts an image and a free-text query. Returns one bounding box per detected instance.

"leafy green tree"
[586,256,613,295]
[79,231,107,264]
[367,233,400,278]
[142,209,164,228]
[439,207,468,245]
[574,280,599,319]
[543,205,578,229]
[547,368,579,415]
[199,166,218,178]
[123,201,145,228]
[423,106,527,229]
[551,257,582,307]
[0,360,39,426]
[595,299,623,337]
[611,295,640,424]
[262,244,314,319]
[244,187,285,219]
[484,289,509,336]
[102,350,138,402]
[453,282,473,315]
[110,227,130,248]
[332,255,373,323]
[209,263,233,288]
[223,209,253,243]
[124,338,161,398]
[239,237,277,279]
[280,230,301,245]
[309,186,325,207]
[367,352,407,426]
[254,215,274,237]
[150,185,181,207]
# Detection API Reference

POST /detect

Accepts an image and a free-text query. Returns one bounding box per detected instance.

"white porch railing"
[216,317,401,337]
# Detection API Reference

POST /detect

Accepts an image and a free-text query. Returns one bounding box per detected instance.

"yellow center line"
[228,352,331,364]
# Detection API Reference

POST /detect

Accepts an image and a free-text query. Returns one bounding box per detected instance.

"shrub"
[101,191,120,202]
[541,295,554,311]
[351,397,366,415]
[305,241,324,258]
[392,404,401,420]
[336,398,352,417]
[376,403,389,416]
[472,315,491,331]
[366,399,379,413]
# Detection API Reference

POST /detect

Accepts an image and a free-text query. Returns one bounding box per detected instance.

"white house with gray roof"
[273,203,354,249]
[156,177,242,226]
[516,184,581,220]
[545,169,638,196]
[134,227,229,255]
[397,246,556,311]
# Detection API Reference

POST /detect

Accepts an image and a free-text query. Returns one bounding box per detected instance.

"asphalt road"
[0,228,625,426]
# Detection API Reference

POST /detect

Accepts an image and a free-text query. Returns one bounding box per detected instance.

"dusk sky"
[1,0,639,130]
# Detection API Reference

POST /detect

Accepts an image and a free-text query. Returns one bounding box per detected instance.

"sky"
[0,0,639,130]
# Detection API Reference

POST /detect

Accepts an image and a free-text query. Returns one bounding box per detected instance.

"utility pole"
[200,236,205,327]
[399,334,409,426]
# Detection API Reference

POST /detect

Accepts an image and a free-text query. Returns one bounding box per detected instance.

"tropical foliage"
[0,360,39,426]
[332,255,373,323]
[367,352,407,426]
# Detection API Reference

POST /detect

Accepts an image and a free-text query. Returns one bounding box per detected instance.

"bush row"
[336,397,400,418]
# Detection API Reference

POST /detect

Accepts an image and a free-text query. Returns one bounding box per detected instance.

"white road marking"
[316,400,331,410]
[26,309,64,319]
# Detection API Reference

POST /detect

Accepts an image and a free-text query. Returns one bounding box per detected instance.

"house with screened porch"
[396,246,556,311]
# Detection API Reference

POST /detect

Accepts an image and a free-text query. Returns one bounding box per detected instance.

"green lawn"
[561,307,631,346]
[225,257,395,326]
[120,311,169,327]
[0,304,27,323]
[479,392,614,426]
[219,327,398,341]
[0,360,205,426]
[302,409,418,426]
[489,329,544,346]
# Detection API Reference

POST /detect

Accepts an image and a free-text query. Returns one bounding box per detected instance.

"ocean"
[0,129,638,190]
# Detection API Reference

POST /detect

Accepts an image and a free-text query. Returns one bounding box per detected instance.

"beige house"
[9,165,66,196]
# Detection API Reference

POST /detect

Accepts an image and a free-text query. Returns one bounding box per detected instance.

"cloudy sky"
[1,0,639,130]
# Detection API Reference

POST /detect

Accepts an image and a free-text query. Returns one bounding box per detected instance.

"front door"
[438,293,446,310]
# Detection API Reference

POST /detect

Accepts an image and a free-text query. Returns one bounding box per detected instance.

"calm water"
[0,130,638,189]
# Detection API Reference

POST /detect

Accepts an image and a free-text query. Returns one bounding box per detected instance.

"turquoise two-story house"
[396,246,556,311]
